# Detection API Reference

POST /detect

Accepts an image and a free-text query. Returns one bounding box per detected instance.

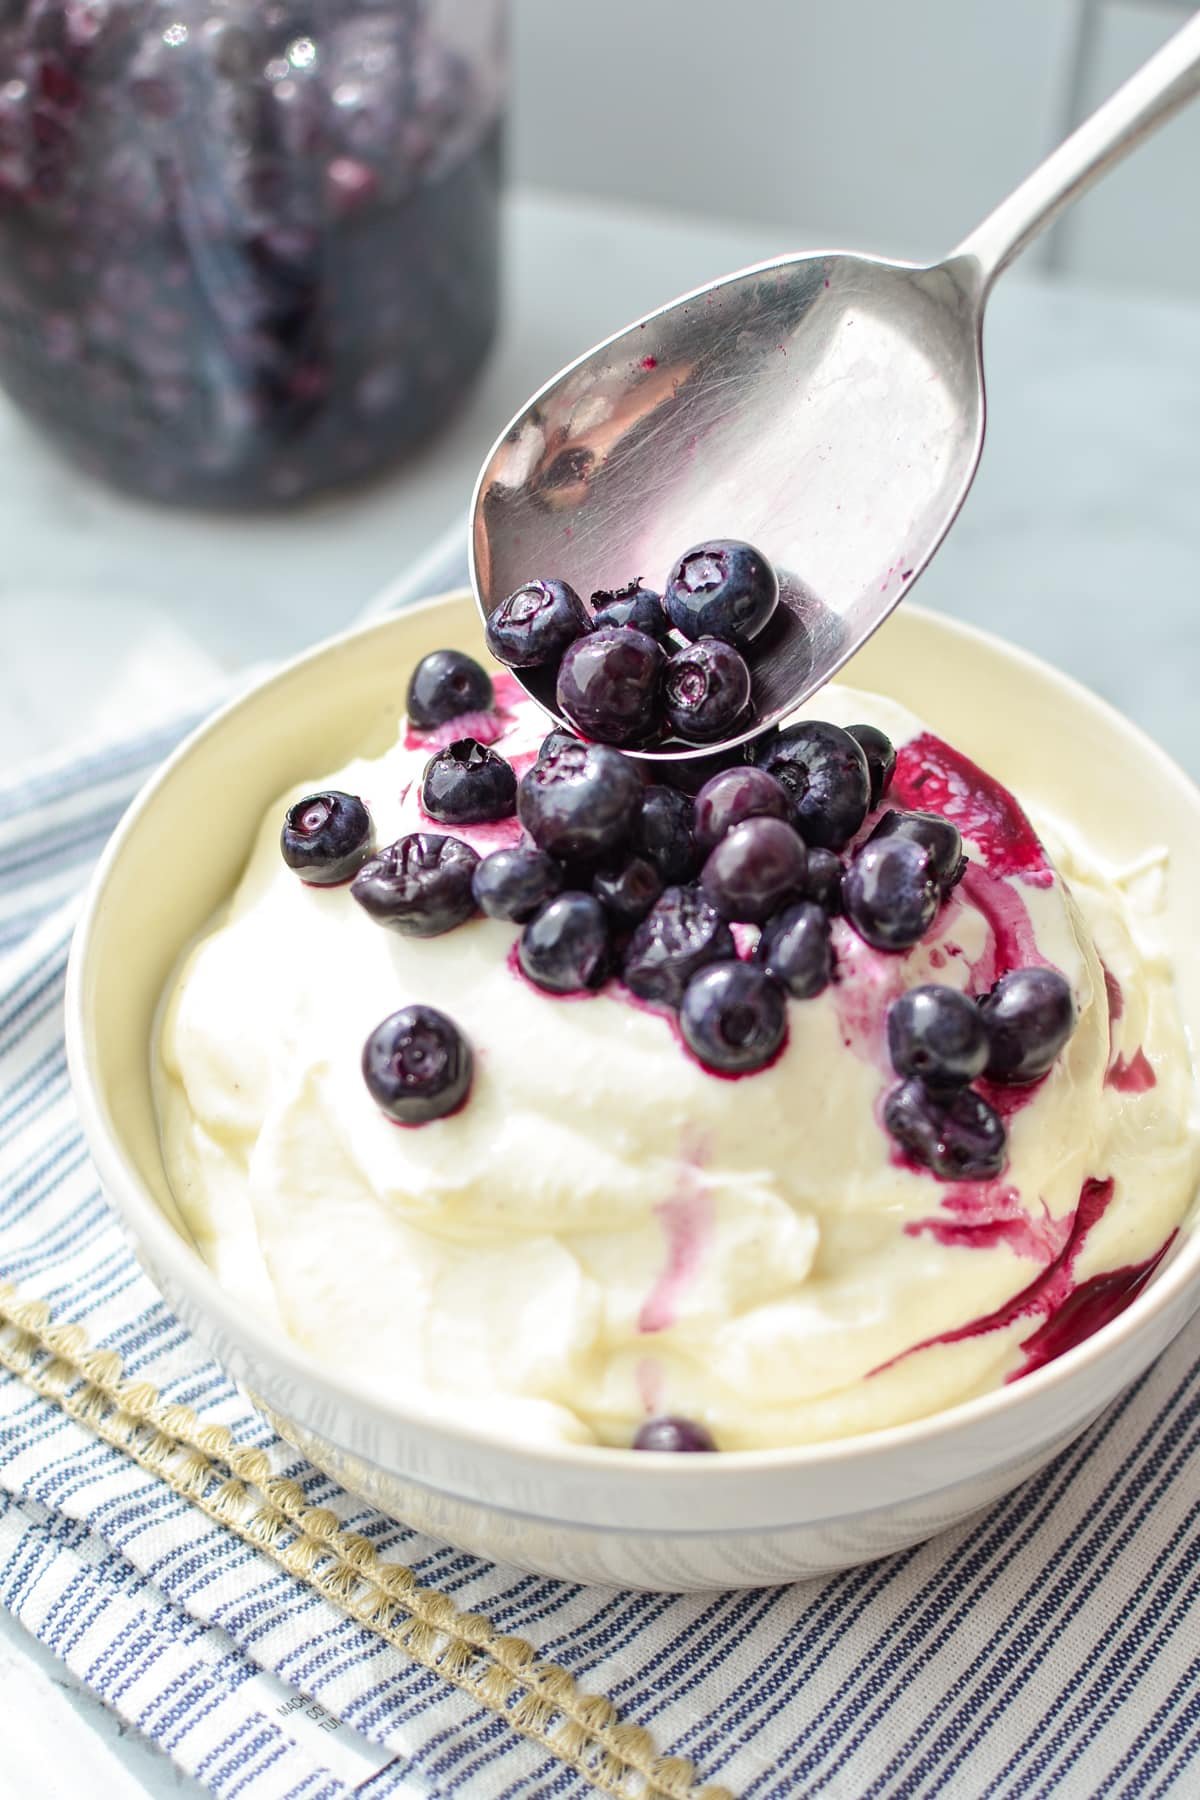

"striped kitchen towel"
[2,540,1200,1799]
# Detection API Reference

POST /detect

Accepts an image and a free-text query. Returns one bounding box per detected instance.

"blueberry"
[280,790,372,885]
[593,856,663,927]
[869,809,965,891]
[518,893,611,993]
[680,961,787,1075]
[406,649,493,729]
[700,817,807,924]
[846,722,897,809]
[591,580,669,638]
[979,967,1077,1084]
[663,638,752,742]
[693,765,790,854]
[539,727,580,761]
[887,985,989,1087]
[362,1005,472,1125]
[472,846,563,922]
[633,784,699,883]
[632,1416,716,1453]
[664,539,779,647]
[351,833,478,936]
[485,578,591,669]
[802,847,844,915]
[751,720,871,850]
[883,1078,1007,1180]
[622,885,735,1008]
[518,740,643,860]
[842,835,939,951]
[556,625,665,746]
[422,738,516,825]
[756,900,833,999]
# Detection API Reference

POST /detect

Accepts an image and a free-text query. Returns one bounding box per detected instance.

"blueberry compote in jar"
[0,0,505,506]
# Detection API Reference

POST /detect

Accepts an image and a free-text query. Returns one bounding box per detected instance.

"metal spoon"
[471,16,1200,760]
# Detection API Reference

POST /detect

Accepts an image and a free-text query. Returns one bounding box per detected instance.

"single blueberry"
[842,835,939,951]
[802,847,844,915]
[693,765,790,854]
[280,790,372,885]
[485,578,591,668]
[869,808,965,891]
[664,539,779,647]
[518,893,611,993]
[362,1005,472,1125]
[979,967,1077,1084]
[591,580,669,638]
[756,900,833,999]
[351,833,479,936]
[632,1416,717,1452]
[406,648,493,729]
[888,984,989,1087]
[472,846,563,922]
[846,722,897,809]
[680,961,788,1075]
[633,785,699,883]
[700,816,807,924]
[751,720,871,850]
[518,740,643,860]
[593,856,663,927]
[663,637,752,742]
[556,625,665,746]
[883,1078,1007,1180]
[422,738,516,825]
[622,885,736,1008]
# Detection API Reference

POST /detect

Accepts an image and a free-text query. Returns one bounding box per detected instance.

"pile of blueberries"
[485,540,778,746]
[280,602,1078,1184]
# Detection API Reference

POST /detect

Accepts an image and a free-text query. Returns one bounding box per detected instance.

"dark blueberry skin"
[664,539,779,648]
[556,626,666,747]
[842,835,939,952]
[351,833,478,936]
[802,847,844,915]
[633,785,699,883]
[632,1416,716,1453]
[693,766,790,854]
[888,985,989,1087]
[869,809,966,891]
[280,791,372,886]
[518,741,643,861]
[591,581,669,638]
[752,720,871,850]
[406,649,494,729]
[472,846,563,923]
[680,961,788,1075]
[622,885,736,1008]
[485,579,592,669]
[539,727,580,761]
[663,638,752,743]
[846,722,897,809]
[421,738,516,825]
[593,857,663,928]
[700,817,807,925]
[518,893,611,994]
[756,900,833,1000]
[883,1078,1008,1181]
[979,967,1077,1084]
[362,1005,472,1126]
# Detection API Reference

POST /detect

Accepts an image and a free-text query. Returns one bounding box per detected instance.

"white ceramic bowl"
[66,594,1200,1591]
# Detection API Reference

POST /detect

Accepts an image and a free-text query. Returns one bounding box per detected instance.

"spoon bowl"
[470,15,1200,759]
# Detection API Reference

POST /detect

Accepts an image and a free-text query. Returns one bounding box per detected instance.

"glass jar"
[0,0,505,507]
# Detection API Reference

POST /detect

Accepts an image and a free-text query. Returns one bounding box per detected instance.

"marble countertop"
[2,187,1199,1795]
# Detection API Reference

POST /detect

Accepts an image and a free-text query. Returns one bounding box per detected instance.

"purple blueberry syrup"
[0,2,504,507]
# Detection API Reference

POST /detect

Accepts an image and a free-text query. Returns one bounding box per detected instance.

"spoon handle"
[951,11,1200,290]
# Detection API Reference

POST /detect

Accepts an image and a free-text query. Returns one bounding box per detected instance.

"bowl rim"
[65,592,1200,1482]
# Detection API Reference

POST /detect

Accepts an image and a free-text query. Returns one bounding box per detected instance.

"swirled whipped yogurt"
[155,672,1200,1450]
